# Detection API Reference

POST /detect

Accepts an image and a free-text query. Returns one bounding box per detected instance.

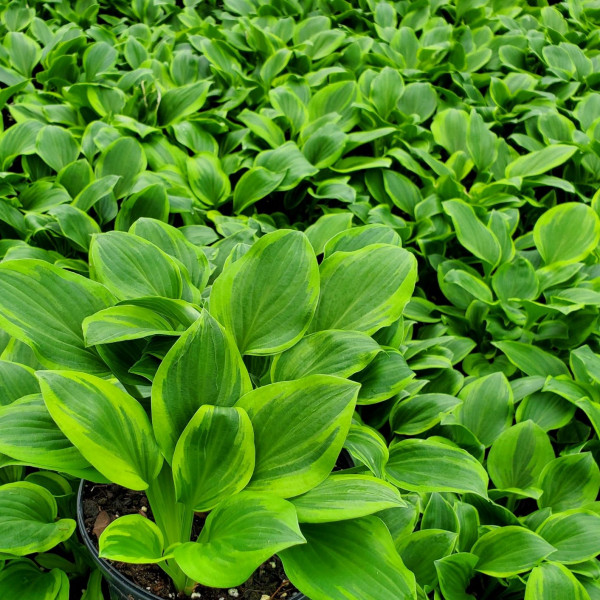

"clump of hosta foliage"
[1,0,600,599]
[0,227,419,599]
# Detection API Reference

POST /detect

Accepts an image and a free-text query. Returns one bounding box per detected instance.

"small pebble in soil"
[227,590,239,598]
[191,594,201,599]
[260,596,270,600]
[141,506,148,512]
[269,561,276,568]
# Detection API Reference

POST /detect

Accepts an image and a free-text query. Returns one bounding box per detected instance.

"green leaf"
[324,224,401,258]
[49,205,101,252]
[344,422,389,478]
[467,110,497,171]
[82,305,179,346]
[435,553,478,600]
[353,348,414,405]
[444,270,493,303]
[0,482,75,555]
[570,346,600,384]
[187,153,230,207]
[516,391,576,432]
[81,570,104,600]
[280,517,416,600]
[210,230,319,355]
[157,82,211,126]
[422,493,459,533]
[90,231,183,301]
[88,86,126,118]
[269,86,307,134]
[305,212,354,256]
[4,32,40,76]
[260,48,292,85]
[492,341,570,377]
[152,310,252,461]
[472,526,556,577]
[35,126,79,173]
[302,124,346,169]
[543,378,600,440]
[397,529,457,589]
[83,42,117,80]
[38,371,162,490]
[311,245,417,334]
[308,81,357,124]
[309,177,357,204]
[96,137,146,199]
[0,360,39,406]
[172,122,218,154]
[236,375,359,497]
[383,171,421,217]
[271,330,380,382]
[72,175,120,212]
[492,257,539,301]
[454,372,513,447]
[291,474,404,523]
[391,393,462,436]
[386,438,489,496]
[233,167,285,214]
[0,395,92,477]
[0,120,44,169]
[539,112,575,144]
[432,109,469,154]
[0,559,67,599]
[239,109,285,148]
[525,562,591,600]
[0,260,115,374]
[114,184,170,233]
[537,510,600,564]
[173,405,254,511]
[443,199,501,266]
[505,145,577,178]
[534,203,600,265]
[99,515,168,564]
[57,158,93,198]
[538,453,600,512]
[398,82,437,122]
[331,156,392,173]
[129,218,210,292]
[576,93,600,130]
[487,421,554,494]
[174,492,305,587]
[370,67,403,119]
[255,142,318,190]
[115,298,200,330]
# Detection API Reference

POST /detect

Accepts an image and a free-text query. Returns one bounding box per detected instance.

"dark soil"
[81,483,301,600]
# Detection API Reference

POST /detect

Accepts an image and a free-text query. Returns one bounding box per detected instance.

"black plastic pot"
[77,480,306,600]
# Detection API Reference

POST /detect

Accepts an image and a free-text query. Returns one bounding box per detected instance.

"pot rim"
[76,480,306,600]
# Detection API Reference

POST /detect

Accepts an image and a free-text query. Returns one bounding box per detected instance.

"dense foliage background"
[1,0,600,599]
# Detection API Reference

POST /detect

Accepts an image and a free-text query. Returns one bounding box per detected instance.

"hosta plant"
[0,227,419,599]
[0,470,105,599]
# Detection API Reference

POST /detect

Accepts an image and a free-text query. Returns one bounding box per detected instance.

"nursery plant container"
[77,481,307,600]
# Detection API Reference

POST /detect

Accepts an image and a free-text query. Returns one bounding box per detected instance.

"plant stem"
[506,495,517,513]
[146,463,194,593]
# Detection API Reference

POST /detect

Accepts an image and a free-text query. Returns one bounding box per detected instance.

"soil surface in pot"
[82,482,300,600]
